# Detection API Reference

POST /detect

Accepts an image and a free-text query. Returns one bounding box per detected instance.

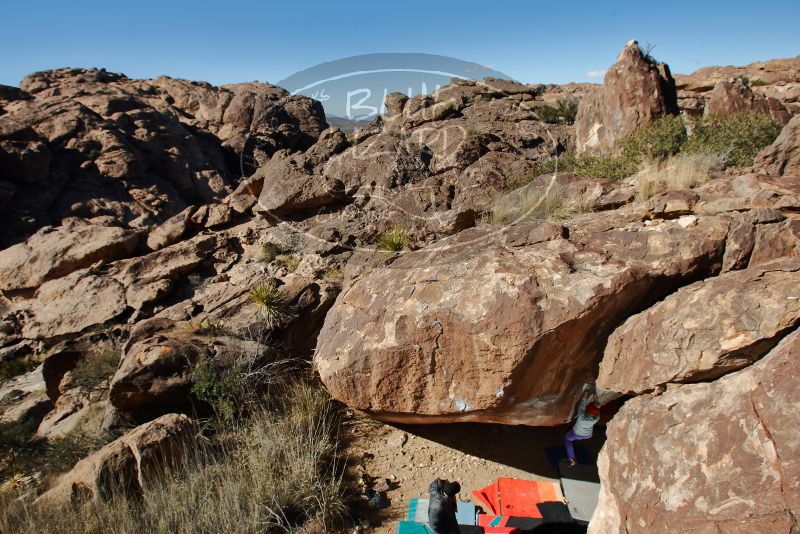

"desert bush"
[0,357,37,381]
[248,281,289,329]
[70,346,120,391]
[535,99,579,125]
[524,112,778,186]
[274,254,300,272]
[183,319,228,337]
[526,151,640,183]
[191,340,298,422]
[749,78,770,87]
[635,152,727,201]
[684,112,782,167]
[255,242,287,263]
[620,114,687,161]
[377,227,408,252]
[0,382,347,534]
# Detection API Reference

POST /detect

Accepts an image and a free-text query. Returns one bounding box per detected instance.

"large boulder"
[755,114,800,176]
[255,127,349,216]
[0,218,143,291]
[704,78,791,124]
[20,271,128,340]
[108,319,266,414]
[36,413,194,506]
[589,329,800,533]
[575,40,678,152]
[598,258,800,394]
[314,213,729,425]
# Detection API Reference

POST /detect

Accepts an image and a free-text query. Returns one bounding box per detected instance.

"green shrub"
[535,99,579,125]
[377,227,408,252]
[620,114,687,161]
[248,281,289,328]
[523,112,778,185]
[191,355,244,421]
[749,78,770,87]
[525,151,641,182]
[684,112,782,167]
[255,242,286,263]
[70,346,120,391]
[0,357,37,381]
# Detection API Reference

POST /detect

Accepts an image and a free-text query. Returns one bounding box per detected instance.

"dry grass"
[0,382,347,534]
[492,177,586,223]
[634,152,727,202]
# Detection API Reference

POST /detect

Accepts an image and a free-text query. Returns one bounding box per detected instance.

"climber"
[564,386,601,466]
[428,478,461,534]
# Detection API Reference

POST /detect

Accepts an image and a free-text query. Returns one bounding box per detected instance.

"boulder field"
[1,41,800,531]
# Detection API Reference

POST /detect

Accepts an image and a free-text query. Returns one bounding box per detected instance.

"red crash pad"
[472,478,564,518]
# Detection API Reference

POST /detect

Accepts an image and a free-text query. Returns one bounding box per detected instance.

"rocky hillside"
[1,41,799,532]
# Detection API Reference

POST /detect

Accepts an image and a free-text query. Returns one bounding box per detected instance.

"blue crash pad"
[406,498,478,525]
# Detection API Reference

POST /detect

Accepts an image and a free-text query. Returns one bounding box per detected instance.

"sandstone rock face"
[0,68,326,247]
[37,413,194,506]
[255,128,349,215]
[598,259,800,394]
[589,329,800,534]
[20,271,128,340]
[574,40,678,152]
[675,55,800,115]
[704,78,791,124]
[315,214,729,425]
[0,217,143,291]
[756,114,800,176]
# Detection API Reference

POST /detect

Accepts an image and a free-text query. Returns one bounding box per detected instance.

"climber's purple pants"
[564,430,590,462]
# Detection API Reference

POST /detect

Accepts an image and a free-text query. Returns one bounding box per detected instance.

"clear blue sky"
[2,0,798,88]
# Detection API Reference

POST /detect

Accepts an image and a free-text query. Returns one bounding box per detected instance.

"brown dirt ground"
[341,412,606,533]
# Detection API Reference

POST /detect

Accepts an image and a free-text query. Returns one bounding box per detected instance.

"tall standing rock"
[574,40,678,152]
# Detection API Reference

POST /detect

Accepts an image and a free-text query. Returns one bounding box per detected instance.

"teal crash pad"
[406,498,478,525]
[397,521,435,534]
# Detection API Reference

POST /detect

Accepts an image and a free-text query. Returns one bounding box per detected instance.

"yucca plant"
[248,281,288,328]
[377,227,408,252]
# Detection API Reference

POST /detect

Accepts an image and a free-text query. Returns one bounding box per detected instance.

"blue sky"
[2,0,798,88]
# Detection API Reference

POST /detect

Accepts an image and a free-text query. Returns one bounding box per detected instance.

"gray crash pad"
[558,459,601,523]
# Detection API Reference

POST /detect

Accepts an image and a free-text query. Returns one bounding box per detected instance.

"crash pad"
[478,514,544,529]
[397,522,483,534]
[472,478,565,517]
[397,521,435,534]
[406,498,479,525]
[558,459,601,523]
